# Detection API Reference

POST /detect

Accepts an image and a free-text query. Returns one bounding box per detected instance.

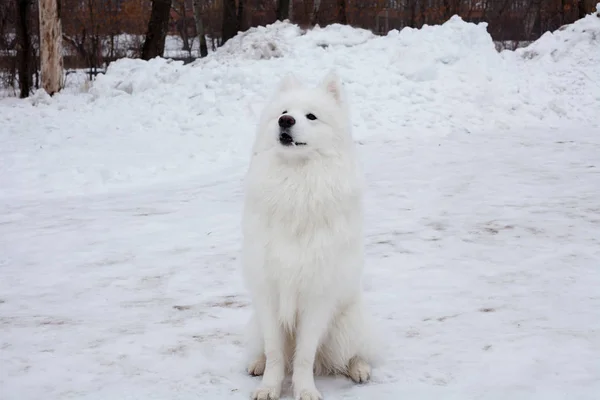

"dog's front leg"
[292,302,333,400]
[251,298,286,400]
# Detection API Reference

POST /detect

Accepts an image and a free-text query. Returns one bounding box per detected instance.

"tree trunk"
[221,0,237,45]
[192,0,208,57]
[311,0,321,25]
[277,0,290,21]
[237,0,245,32]
[560,0,567,26]
[90,28,100,79]
[109,34,115,58]
[522,0,537,40]
[537,0,544,36]
[179,10,190,52]
[16,0,32,98]
[577,0,587,19]
[39,0,64,95]
[142,0,172,60]
[407,0,417,27]
[338,0,347,24]
[86,1,98,80]
[442,0,453,21]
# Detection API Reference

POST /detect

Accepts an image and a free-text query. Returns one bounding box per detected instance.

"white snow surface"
[1,11,600,400]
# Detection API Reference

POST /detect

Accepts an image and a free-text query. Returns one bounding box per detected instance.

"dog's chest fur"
[248,159,360,240]
[244,158,363,302]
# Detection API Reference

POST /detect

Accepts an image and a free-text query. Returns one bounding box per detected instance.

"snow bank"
[507,7,600,122]
[92,58,187,96]
[218,21,302,59]
[387,16,499,81]
[1,9,599,199]
[86,10,600,131]
[517,6,600,65]
[218,21,376,60]
[301,23,376,48]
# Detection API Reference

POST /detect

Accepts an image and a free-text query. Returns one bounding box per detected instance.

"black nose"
[278,115,295,128]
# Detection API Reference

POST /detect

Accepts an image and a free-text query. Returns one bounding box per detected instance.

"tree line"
[1,0,596,98]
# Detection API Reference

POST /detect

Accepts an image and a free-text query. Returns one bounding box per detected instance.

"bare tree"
[39,0,64,95]
[522,0,538,41]
[142,0,172,60]
[172,0,191,53]
[85,0,101,79]
[338,0,347,24]
[192,0,207,57]
[577,0,587,19]
[311,0,322,25]
[221,0,237,44]
[405,0,419,27]
[276,0,290,20]
[237,0,245,32]
[442,0,461,21]
[15,0,33,98]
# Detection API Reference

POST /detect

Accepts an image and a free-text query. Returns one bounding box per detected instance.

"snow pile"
[218,22,375,60]
[300,23,376,48]
[517,8,600,64]
[377,16,503,84]
[218,21,303,59]
[1,9,600,199]
[506,8,600,122]
[91,58,186,96]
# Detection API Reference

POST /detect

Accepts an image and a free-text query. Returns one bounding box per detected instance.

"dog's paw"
[247,355,266,376]
[348,357,371,384]
[294,387,323,400]
[251,385,280,400]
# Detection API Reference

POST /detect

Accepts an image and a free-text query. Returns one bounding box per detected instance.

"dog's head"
[254,71,352,162]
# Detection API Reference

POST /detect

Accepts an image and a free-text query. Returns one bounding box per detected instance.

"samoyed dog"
[241,71,376,400]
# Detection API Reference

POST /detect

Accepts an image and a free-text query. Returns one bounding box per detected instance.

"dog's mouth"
[279,132,306,147]
[285,142,307,147]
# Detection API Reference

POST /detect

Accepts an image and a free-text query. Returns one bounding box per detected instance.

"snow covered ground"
[2,9,600,400]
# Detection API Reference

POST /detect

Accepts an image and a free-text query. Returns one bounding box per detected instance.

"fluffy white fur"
[242,72,376,400]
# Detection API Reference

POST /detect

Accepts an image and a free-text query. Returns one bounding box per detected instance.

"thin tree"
[192,0,208,57]
[338,0,347,24]
[142,0,172,60]
[15,0,33,98]
[173,1,191,53]
[276,0,290,21]
[39,0,64,95]
[559,0,567,26]
[442,0,461,21]
[408,0,419,27]
[577,0,587,19]
[221,0,237,44]
[311,0,321,25]
[86,0,100,79]
[236,0,245,32]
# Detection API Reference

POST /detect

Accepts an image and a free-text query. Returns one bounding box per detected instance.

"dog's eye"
[282,110,288,114]
[306,113,317,120]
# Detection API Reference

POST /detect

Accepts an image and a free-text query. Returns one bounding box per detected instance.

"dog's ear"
[277,73,302,93]
[320,71,344,104]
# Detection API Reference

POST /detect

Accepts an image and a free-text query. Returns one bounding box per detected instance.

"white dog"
[241,72,375,400]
